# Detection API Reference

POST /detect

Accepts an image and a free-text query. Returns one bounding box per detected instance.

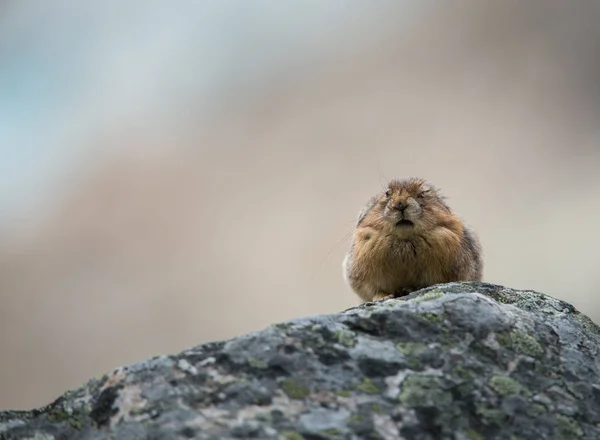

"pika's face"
[358,177,450,233]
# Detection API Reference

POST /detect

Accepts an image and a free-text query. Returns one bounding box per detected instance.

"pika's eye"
[385,189,391,197]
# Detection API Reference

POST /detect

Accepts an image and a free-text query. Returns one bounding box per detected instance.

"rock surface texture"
[2,282,600,440]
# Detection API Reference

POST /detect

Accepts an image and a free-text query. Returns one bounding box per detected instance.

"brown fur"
[343,177,483,302]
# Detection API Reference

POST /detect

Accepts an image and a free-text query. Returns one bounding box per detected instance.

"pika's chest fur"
[350,227,454,291]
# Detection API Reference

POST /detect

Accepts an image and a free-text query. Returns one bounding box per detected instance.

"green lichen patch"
[488,375,529,397]
[554,415,583,440]
[464,429,484,440]
[526,403,547,417]
[334,389,351,398]
[334,329,357,347]
[366,403,384,414]
[412,290,444,302]
[346,410,381,438]
[417,311,458,347]
[247,358,268,369]
[439,332,460,349]
[46,408,70,424]
[486,290,516,305]
[303,332,327,349]
[496,329,543,357]
[318,428,343,438]
[476,406,508,426]
[395,342,426,355]
[420,312,445,324]
[281,379,309,399]
[281,431,304,440]
[471,341,501,363]
[395,342,426,369]
[271,322,293,332]
[347,414,364,424]
[398,374,452,407]
[356,378,380,394]
[572,312,600,337]
[453,364,471,381]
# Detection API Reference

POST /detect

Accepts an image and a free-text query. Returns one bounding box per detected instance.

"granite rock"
[2,282,599,440]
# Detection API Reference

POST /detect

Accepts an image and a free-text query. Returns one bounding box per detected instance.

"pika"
[343,177,482,302]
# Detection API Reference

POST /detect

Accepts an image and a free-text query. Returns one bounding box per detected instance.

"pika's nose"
[392,200,408,212]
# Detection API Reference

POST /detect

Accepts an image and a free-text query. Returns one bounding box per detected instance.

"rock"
[1,282,600,440]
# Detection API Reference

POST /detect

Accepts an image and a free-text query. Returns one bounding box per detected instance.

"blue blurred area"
[0,1,415,221]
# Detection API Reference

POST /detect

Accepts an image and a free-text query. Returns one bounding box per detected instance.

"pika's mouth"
[395,219,414,227]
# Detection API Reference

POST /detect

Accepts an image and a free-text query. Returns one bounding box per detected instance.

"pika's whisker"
[309,226,355,286]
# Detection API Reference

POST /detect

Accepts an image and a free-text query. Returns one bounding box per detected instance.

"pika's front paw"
[393,286,418,297]
[372,292,395,301]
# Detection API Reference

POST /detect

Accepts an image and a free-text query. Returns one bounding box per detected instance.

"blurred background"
[2,0,600,410]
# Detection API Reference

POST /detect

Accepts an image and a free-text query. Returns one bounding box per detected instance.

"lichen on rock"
[1,282,600,439]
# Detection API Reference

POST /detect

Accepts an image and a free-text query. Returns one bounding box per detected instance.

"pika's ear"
[356,195,380,227]
[423,183,451,212]
[419,182,436,193]
[435,192,452,212]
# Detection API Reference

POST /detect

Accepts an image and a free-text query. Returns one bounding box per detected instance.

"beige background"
[2,0,600,409]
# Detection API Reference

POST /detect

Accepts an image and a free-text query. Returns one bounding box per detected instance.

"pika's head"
[358,177,451,233]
